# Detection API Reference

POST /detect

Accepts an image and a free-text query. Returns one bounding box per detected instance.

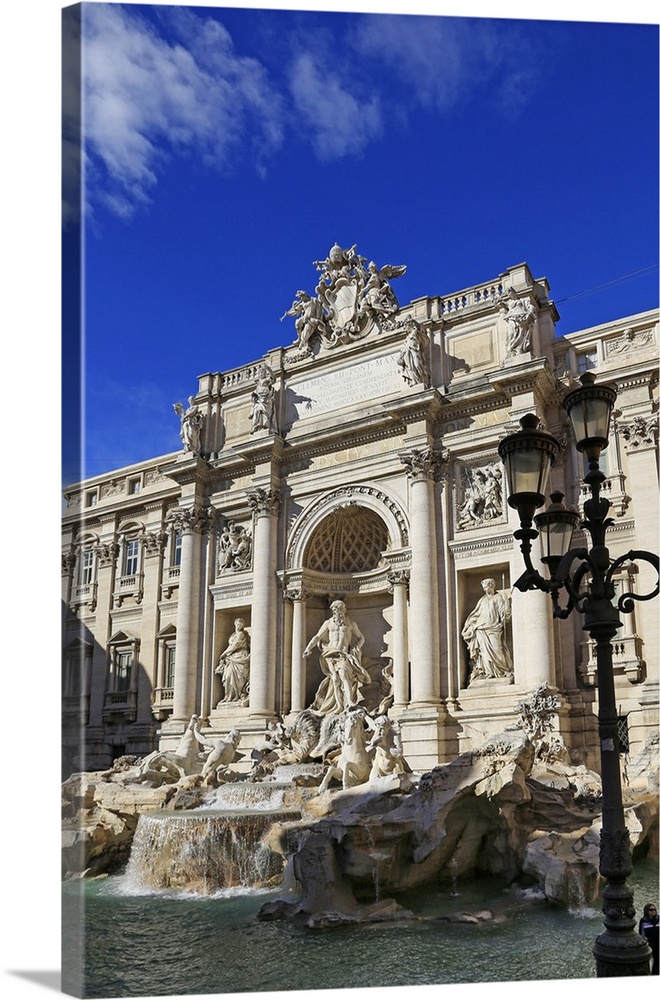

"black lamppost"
[498,372,658,978]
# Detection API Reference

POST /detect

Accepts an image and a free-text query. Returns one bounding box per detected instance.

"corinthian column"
[387,570,410,706]
[246,488,280,715]
[168,505,210,722]
[620,413,659,687]
[286,585,309,713]
[400,449,444,704]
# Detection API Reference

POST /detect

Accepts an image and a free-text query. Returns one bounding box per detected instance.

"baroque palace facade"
[61,248,659,777]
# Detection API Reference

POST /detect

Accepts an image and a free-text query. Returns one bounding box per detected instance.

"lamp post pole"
[498,373,658,978]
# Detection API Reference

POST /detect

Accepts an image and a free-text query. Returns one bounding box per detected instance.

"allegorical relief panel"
[217,522,253,575]
[455,461,504,531]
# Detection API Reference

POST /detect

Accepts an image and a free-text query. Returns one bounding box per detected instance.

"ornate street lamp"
[498,372,659,977]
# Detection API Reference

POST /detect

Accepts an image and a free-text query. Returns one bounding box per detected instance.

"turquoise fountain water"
[62,856,658,996]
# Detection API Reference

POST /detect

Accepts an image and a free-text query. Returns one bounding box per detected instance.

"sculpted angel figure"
[359,260,407,318]
[281,289,328,353]
[173,397,203,454]
[304,600,371,715]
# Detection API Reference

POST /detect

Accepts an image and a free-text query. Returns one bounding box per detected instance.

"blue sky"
[61,2,659,486]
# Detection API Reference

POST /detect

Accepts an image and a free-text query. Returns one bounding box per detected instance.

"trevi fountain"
[62,597,659,996]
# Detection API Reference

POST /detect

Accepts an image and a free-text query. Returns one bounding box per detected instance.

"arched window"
[304,506,388,573]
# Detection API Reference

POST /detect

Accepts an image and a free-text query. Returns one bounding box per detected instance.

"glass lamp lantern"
[563,372,617,463]
[534,491,581,575]
[498,414,561,527]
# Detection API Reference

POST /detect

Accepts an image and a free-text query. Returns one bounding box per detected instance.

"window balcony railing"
[103,689,137,721]
[62,694,90,722]
[70,582,97,611]
[162,566,181,600]
[152,686,174,721]
[114,572,144,607]
[576,473,631,518]
[579,633,644,686]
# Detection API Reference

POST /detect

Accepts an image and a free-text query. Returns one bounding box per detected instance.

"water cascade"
[122,776,313,895]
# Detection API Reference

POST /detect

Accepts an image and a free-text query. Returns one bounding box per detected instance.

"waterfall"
[122,810,294,894]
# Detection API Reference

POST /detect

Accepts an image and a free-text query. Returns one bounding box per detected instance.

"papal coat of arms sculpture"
[280,242,407,356]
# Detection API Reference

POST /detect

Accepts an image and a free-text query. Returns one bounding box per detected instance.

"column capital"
[95,541,119,568]
[618,412,658,452]
[143,530,168,558]
[284,584,310,604]
[166,503,215,534]
[387,569,410,594]
[399,446,449,482]
[247,487,281,517]
[62,551,76,575]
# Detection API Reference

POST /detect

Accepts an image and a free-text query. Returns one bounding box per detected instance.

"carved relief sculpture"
[217,522,252,574]
[173,397,203,454]
[396,318,430,387]
[462,578,513,682]
[304,600,370,715]
[457,463,504,529]
[281,243,407,355]
[500,288,537,356]
[215,618,251,705]
[250,364,278,434]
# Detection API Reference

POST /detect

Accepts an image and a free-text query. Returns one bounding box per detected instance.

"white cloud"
[351,13,536,115]
[78,6,539,219]
[288,52,382,159]
[82,4,284,217]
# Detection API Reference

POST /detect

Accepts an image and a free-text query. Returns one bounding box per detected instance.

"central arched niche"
[303,504,389,573]
[300,504,393,709]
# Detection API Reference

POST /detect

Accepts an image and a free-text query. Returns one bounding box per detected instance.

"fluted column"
[400,449,444,704]
[169,505,210,722]
[286,585,309,713]
[247,488,280,715]
[620,413,659,686]
[510,532,555,688]
[387,571,410,705]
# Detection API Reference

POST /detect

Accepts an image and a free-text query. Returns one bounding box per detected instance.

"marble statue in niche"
[215,618,251,705]
[462,578,513,682]
[304,600,371,715]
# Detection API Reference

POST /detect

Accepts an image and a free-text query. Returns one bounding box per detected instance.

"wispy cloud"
[288,52,382,159]
[351,14,537,116]
[82,3,284,218]
[79,6,538,219]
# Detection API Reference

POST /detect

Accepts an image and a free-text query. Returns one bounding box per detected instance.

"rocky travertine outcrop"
[62,730,658,918]
[257,730,658,922]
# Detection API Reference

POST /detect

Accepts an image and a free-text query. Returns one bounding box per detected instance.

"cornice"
[449,532,514,557]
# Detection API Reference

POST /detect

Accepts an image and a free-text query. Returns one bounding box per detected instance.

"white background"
[2,1,656,999]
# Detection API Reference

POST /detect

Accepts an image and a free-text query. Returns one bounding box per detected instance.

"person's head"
[643,903,658,920]
[330,600,347,621]
[234,617,244,630]
[481,578,496,593]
